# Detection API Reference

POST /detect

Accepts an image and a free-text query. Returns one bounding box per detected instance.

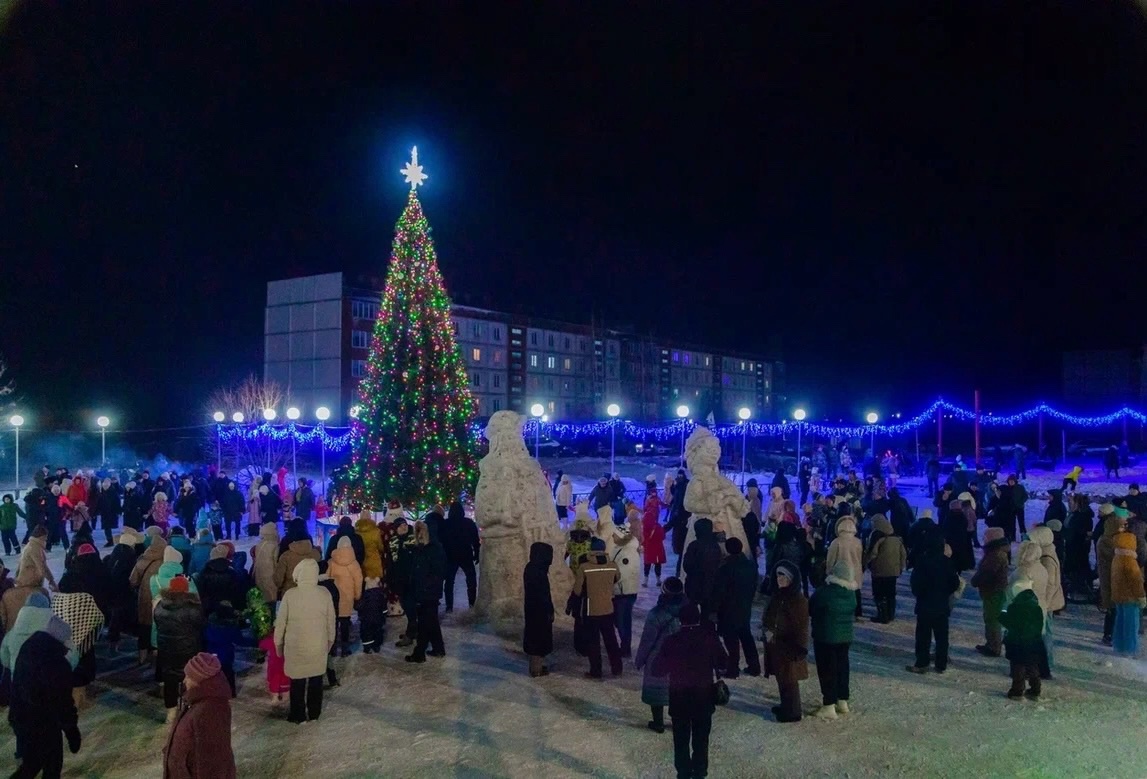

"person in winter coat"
[258,484,282,527]
[153,575,205,723]
[18,527,57,593]
[355,515,385,581]
[570,537,622,678]
[128,535,168,664]
[651,602,728,779]
[329,535,364,656]
[188,529,215,577]
[53,565,106,709]
[763,560,810,723]
[809,560,857,719]
[219,481,245,541]
[103,530,140,649]
[1000,577,1045,700]
[1061,465,1083,493]
[682,518,723,618]
[9,630,82,777]
[634,577,685,733]
[1096,507,1123,644]
[1028,525,1065,669]
[1,564,48,633]
[1,494,26,555]
[162,652,236,779]
[766,520,809,596]
[324,516,365,563]
[555,474,573,524]
[442,502,480,612]
[1063,493,1095,599]
[275,558,336,723]
[406,521,447,663]
[864,516,907,623]
[203,600,249,697]
[826,517,863,618]
[1110,530,1146,655]
[943,499,975,573]
[275,538,321,599]
[195,545,240,616]
[972,527,1011,657]
[522,542,555,677]
[357,576,387,654]
[121,482,146,532]
[907,537,961,674]
[149,492,173,534]
[250,523,280,606]
[712,537,760,678]
[642,492,668,587]
[0,591,77,677]
[611,521,642,657]
[565,508,594,578]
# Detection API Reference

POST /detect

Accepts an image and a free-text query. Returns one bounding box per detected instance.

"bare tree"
[0,356,13,413]
[204,375,294,488]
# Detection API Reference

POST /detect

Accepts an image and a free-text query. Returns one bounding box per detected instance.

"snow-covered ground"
[4,466,1147,777]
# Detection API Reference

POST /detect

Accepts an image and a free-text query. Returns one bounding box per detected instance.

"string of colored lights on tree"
[215,399,1147,454]
[342,163,479,508]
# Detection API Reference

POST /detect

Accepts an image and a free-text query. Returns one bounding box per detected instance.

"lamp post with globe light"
[676,405,690,467]
[96,416,110,466]
[866,412,879,456]
[287,407,301,485]
[10,414,24,491]
[738,407,751,486]
[262,409,276,470]
[530,403,545,459]
[212,411,225,471]
[607,403,621,474]
[793,408,807,467]
[315,407,331,498]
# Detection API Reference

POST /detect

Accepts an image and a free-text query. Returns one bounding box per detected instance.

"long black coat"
[153,591,205,673]
[522,542,555,657]
[122,490,146,530]
[652,620,729,717]
[9,632,79,764]
[196,558,241,615]
[683,520,722,613]
[442,505,481,566]
[408,541,447,605]
[95,487,121,529]
[910,548,960,617]
[713,553,758,631]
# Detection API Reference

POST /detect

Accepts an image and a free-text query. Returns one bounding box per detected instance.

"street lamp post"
[286,407,301,486]
[96,416,110,466]
[530,403,545,459]
[315,407,330,499]
[10,415,24,491]
[793,408,807,468]
[866,412,879,456]
[212,412,225,471]
[262,408,276,471]
[738,408,751,487]
[676,405,690,467]
[607,403,621,475]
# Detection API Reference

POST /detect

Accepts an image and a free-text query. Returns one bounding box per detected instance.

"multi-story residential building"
[264,272,781,425]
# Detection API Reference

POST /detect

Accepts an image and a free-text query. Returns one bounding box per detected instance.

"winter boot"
[835,700,850,715]
[814,704,838,720]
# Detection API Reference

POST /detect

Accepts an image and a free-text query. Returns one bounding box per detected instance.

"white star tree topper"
[400,146,428,190]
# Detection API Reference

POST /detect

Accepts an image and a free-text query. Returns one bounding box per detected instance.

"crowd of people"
[1,455,1144,778]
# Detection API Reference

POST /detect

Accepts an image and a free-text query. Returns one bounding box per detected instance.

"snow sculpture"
[681,426,750,563]
[473,411,573,632]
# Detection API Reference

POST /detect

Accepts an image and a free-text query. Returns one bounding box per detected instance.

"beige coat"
[826,518,864,590]
[16,537,55,591]
[1027,526,1065,612]
[0,567,48,631]
[274,559,336,679]
[274,539,320,599]
[328,546,363,618]
[128,538,168,626]
[252,524,280,603]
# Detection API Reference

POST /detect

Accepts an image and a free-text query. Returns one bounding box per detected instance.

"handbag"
[713,677,730,706]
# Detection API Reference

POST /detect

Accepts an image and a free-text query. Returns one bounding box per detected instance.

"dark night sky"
[2,2,1147,429]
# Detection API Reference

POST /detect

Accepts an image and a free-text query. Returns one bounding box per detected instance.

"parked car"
[1066,440,1113,458]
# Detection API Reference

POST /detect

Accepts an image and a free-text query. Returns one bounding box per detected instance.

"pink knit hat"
[76,543,98,556]
[183,652,221,685]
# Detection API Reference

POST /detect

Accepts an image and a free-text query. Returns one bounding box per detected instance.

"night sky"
[3,2,1147,430]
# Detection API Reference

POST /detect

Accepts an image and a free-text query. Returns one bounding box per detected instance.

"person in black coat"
[324,517,365,564]
[60,547,112,618]
[103,533,139,649]
[405,521,447,663]
[652,602,728,779]
[95,482,122,548]
[153,577,205,717]
[9,631,82,776]
[712,538,761,678]
[220,482,246,541]
[357,579,387,654]
[907,539,960,674]
[121,483,146,532]
[906,510,941,569]
[278,518,310,555]
[195,546,241,617]
[294,479,316,522]
[770,470,791,501]
[442,502,481,612]
[522,542,555,677]
[682,518,723,619]
[887,488,914,539]
[741,510,762,562]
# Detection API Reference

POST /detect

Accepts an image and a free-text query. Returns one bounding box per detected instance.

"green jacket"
[809,582,855,644]
[0,501,26,531]
[1000,589,1043,647]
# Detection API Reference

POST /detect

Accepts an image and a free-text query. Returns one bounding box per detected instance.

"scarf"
[51,592,105,653]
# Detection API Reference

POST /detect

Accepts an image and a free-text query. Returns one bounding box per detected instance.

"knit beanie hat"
[77,543,98,556]
[183,652,222,685]
[589,537,606,552]
[163,547,183,564]
[775,560,799,584]
[219,541,235,561]
[209,544,230,561]
[983,527,1006,544]
[337,535,352,549]
[167,575,190,594]
[661,576,683,595]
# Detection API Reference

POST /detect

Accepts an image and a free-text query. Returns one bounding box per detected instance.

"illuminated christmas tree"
[347,147,478,508]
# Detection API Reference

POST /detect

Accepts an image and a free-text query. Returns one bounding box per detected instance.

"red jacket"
[642,496,667,565]
[163,672,236,779]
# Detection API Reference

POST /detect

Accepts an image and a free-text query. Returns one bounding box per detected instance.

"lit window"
[351,330,370,349]
[684,353,691,365]
[741,361,746,371]
[351,301,379,320]
[472,347,481,362]
[672,351,680,363]
[547,356,555,369]
[351,360,366,378]
[563,357,571,370]
[530,354,538,368]
[749,362,754,371]
[705,357,710,367]
[547,401,555,415]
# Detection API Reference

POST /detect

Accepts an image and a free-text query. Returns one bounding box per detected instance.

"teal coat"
[634,593,685,706]
[809,582,855,645]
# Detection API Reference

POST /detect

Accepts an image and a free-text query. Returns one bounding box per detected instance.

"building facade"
[265,272,781,425]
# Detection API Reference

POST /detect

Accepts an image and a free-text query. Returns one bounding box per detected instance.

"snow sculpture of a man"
[681,426,750,562]
[473,411,572,632]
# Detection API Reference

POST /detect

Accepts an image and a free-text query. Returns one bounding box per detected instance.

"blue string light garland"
[214,400,1147,453]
